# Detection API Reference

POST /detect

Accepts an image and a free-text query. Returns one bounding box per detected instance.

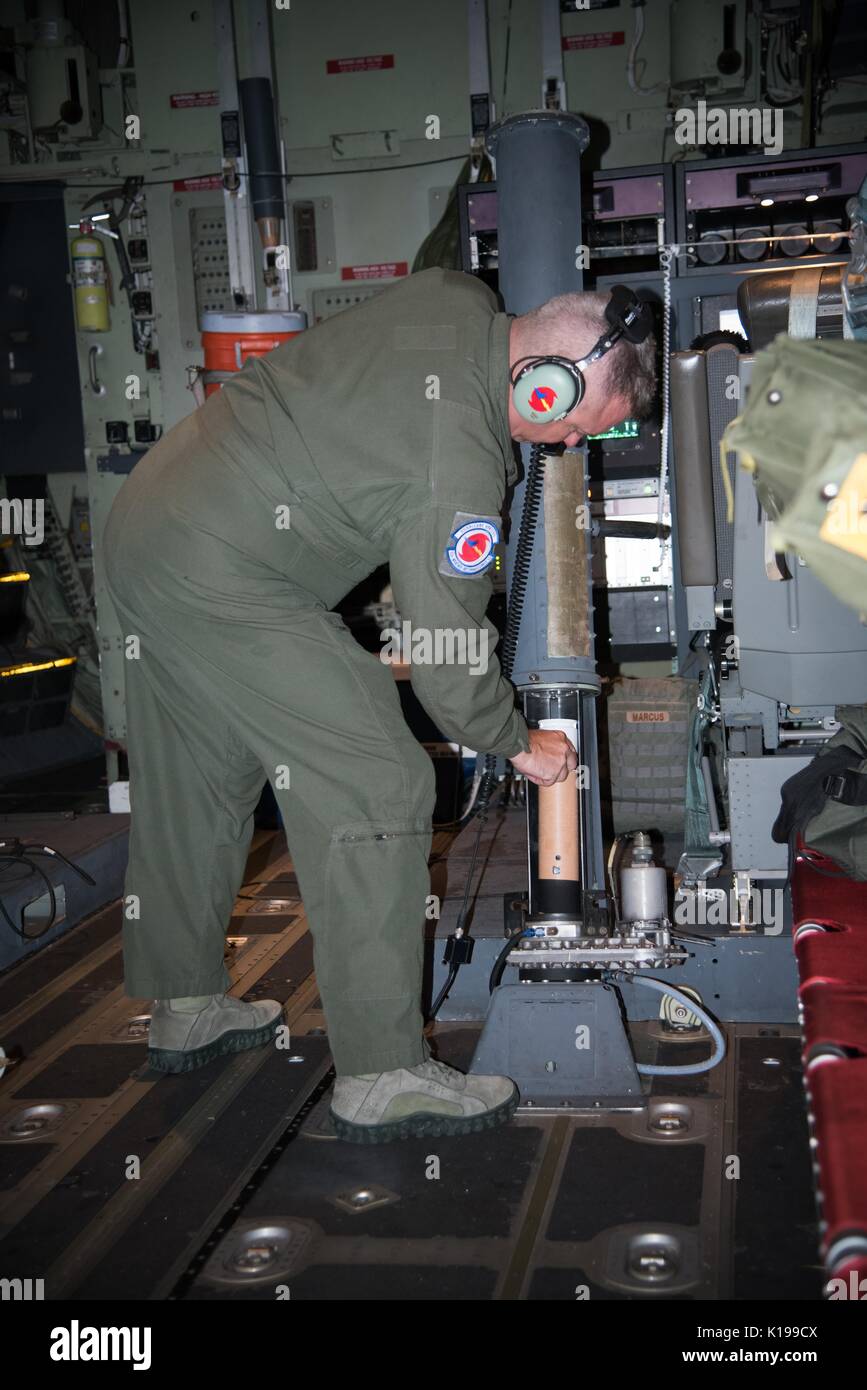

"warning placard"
[562,31,625,51]
[341,262,408,281]
[326,54,395,75]
[170,91,219,108]
[172,174,223,192]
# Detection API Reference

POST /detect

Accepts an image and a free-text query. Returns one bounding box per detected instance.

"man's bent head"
[507,290,658,448]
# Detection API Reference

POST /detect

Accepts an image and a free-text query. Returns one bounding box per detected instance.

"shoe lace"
[422,1057,457,1083]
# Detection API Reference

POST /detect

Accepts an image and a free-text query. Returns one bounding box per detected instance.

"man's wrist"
[504,719,531,761]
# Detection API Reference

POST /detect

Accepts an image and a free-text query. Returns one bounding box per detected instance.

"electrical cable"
[431,761,482,831]
[501,0,514,115]
[489,923,527,994]
[429,962,460,1019]
[606,832,631,923]
[626,0,666,96]
[116,0,131,70]
[0,857,55,940]
[498,445,547,687]
[472,443,547,815]
[79,177,149,353]
[0,839,95,941]
[763,16,804,107]
[653,221,673,572]
[428,785,503,1019]
[427,442,548,1018]
[606,969,727,1075]
[434,441,548,836]
[60,153,472,191]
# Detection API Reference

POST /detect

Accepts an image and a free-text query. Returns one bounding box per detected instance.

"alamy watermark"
[380,622,489,676]
[674,101,783,157]
[0,497,44,546]
[1,1276,44,1300]
[675,887,784,933]
[49,1321,151,1370]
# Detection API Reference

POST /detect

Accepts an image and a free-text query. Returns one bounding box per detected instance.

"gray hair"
[518,290,657,420]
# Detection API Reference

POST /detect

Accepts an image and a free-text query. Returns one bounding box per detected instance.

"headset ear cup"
[512,361,582,423]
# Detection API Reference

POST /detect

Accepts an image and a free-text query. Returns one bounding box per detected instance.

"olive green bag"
[772,706,867,880]
[721,335,867,617]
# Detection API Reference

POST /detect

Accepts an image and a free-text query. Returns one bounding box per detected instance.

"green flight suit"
[102,267,531,1075]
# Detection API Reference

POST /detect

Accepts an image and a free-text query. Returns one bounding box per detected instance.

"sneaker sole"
[147,1017,281,1074]
[329,1085,519,1144]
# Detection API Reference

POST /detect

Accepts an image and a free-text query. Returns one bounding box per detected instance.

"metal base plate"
[468,982,646,1106]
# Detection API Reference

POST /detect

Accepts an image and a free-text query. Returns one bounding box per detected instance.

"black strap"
[771,745,856,845]
[823,768,867,807]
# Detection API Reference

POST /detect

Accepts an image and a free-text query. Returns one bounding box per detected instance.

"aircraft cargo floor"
[0,816,820,1302]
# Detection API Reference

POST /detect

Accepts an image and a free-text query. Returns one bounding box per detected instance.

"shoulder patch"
[439,513,500,579]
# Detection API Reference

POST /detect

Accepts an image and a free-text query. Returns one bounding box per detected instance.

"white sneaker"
[330,1056,519,1143]
[147,994,283,1073]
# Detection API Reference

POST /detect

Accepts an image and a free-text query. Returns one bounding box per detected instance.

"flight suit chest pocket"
[431,399,506,513]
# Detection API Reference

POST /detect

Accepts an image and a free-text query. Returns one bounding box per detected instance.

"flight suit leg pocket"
[312,817,436,1067]
[318,816,434,1010]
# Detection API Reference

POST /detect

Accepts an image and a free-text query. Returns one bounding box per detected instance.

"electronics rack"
[457,145,867,667]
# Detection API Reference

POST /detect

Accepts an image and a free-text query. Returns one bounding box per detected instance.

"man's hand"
[510,728,578,787]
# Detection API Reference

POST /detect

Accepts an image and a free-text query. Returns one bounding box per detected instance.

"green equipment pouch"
[720,335,867,616]
[772,705,867,881]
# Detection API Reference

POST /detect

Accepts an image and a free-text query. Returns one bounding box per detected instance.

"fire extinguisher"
[71,223,110,332]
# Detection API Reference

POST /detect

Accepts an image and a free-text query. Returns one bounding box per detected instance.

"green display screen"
[587,419,640,441]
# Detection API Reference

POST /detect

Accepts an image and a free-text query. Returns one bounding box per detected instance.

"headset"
[510,284,654,424]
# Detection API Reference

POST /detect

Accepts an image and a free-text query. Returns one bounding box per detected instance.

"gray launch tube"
[487,112,596,690]
[670,352,718,588]
[487,111,605,897]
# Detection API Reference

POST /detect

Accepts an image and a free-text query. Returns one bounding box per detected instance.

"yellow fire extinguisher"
[71,227,110,332]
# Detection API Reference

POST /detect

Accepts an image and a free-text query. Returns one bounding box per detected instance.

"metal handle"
[88,344,107,397]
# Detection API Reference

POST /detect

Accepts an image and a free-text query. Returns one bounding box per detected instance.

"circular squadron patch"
[445,518,499,576]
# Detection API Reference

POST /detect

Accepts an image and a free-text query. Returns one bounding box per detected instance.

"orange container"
[200,310,306,396]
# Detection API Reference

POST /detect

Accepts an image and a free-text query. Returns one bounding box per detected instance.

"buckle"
[823,770,857,803]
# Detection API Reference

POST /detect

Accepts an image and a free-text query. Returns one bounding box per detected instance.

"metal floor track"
[0,828,821,1301]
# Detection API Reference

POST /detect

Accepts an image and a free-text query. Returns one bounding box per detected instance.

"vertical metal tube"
[214,0,257,309]
[485,112,589,316]
[239,0,288,305]
[238,77,284,235]
[486,111,606,914]
[525,689,582,919]
[537,720,580,882]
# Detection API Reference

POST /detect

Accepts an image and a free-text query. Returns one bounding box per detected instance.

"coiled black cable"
[428,443,549,1020]
[433,442,549,832]
[0,839,96,941]
[501,444,547,683]
[475,441,547,816]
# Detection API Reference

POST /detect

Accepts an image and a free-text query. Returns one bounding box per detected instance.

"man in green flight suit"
[103,266,656,1143]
